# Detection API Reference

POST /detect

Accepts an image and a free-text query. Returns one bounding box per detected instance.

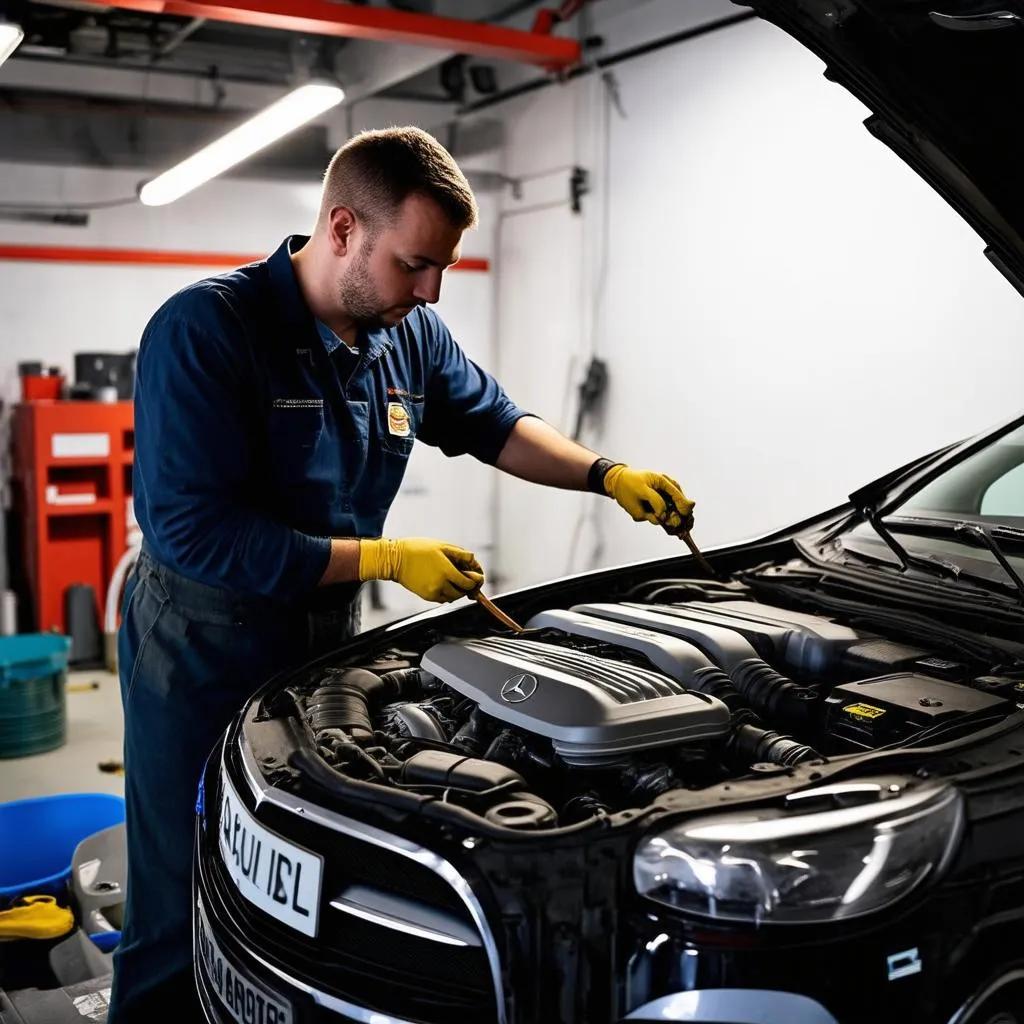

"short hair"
[319,126,478,233]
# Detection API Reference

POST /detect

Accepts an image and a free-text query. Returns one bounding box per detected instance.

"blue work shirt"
[133,234,527,604]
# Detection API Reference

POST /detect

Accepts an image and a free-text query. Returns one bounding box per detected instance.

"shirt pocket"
[379,398,423,458]
[268,399,325,479]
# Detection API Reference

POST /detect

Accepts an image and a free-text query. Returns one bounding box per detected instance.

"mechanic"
[109,125,695,1023]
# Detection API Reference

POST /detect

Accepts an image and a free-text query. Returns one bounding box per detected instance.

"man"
[109,125,694,1022]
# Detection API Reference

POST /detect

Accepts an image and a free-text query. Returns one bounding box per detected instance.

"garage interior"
[1,0,1023,1022]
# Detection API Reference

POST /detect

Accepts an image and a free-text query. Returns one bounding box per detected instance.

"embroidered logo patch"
[387,402,411,437]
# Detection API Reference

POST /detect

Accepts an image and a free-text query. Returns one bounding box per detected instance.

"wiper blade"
[885,515,1024,605]
[795,535,1024,625]
[953,522,1024,604]
[857,504,963,581]
[889,515,1024,546]
[746,571,1024,662]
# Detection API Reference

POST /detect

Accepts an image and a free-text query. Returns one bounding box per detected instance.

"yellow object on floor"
[0,895,75,940]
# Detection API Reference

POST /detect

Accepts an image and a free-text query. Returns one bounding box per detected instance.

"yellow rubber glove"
[603,465,696,533]
[359,537,485,603]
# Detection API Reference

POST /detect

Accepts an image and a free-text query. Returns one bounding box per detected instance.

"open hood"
[739,0,1024,298]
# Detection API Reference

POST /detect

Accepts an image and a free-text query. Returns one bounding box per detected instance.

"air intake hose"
[689,665,744,710]
[307,668,421,747]
[380,667,431,692]
[730,659,814,720]
[729,721,821,768]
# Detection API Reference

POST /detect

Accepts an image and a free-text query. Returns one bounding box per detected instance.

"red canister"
[19,364,64,402]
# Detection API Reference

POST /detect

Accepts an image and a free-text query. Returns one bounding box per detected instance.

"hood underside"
[740,0,1024,297]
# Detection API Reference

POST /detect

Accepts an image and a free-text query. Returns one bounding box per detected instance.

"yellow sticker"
[387,402,411,437]
[843,702,886,720]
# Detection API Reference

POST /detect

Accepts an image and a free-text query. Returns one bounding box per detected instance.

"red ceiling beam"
[91,0,581,70]
[0,244,490,271]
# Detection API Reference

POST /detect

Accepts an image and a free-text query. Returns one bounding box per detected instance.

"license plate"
[196,895,294,1024]
[218,764,322,937]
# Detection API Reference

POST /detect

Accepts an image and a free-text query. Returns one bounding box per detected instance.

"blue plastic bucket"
[0,793,126,899]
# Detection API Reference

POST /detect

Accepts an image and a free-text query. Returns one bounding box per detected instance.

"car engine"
[280,590,1015,832]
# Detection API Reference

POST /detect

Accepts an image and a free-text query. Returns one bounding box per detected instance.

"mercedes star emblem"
[500,673,538,703]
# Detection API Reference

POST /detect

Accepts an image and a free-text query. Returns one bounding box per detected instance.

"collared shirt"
[133,235,527,602]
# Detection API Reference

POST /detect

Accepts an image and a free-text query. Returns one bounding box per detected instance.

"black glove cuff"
[587,458,622,496]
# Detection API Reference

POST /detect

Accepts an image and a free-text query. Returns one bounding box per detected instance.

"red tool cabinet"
[11,401,135,634]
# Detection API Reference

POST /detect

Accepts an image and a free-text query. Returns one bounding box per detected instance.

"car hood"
[740,0,1024,298]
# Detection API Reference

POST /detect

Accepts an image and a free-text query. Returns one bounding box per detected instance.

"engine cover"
[420,635,731,766]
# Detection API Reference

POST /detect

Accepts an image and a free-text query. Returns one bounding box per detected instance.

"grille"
[206,759,498,1024]
[279,809,473,921]
[320,909,492,993]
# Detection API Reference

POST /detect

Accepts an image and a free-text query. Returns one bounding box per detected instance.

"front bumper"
[193,737,955,1024]
[194,880,843,1024]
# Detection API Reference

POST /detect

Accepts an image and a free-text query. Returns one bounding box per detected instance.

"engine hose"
[730,722,821,768]
[689,665,744,710]
[450,707,493,756]
[561,793,610,824]
[316,729,387,779]
[730,658,813,719]
[307,668,420,747]
[621,763,678,798]
[379,667,430,693]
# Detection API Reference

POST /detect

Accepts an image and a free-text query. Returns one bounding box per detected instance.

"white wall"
[0,141,499,618]
[0,164,324,404]
[486,2,1024,592]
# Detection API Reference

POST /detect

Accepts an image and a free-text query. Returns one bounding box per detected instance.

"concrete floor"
[1,670,125,804]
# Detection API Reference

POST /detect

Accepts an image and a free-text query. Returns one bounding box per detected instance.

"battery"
[824,673,1010,753]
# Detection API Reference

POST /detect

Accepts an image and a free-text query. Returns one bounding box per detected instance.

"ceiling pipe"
[78,0,582,69]
[155,16,207,58]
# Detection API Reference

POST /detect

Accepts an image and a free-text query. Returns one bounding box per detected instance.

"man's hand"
[358,537,484,603]
[602,465,695,533]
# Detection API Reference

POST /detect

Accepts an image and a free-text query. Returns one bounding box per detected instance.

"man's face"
[337,192,463,330]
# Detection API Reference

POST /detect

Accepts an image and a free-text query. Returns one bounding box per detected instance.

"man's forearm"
[495,416,600,490]
[319,538,362,586]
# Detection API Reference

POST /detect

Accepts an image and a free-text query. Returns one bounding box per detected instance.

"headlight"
[633,780,963,925]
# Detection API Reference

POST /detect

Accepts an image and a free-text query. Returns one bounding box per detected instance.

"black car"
[193,3,1024,1023]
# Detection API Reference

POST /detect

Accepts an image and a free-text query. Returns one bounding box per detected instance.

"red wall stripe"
[0,244,491,272]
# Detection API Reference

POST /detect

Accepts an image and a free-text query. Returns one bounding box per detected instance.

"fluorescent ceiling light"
[0,22,24,67]
[138,80,344,207]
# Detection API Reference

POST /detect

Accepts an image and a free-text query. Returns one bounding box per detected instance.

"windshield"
[832,421,1024,596]
[892,422,1024,526]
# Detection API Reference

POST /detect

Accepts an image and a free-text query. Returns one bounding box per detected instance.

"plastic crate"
[0,634,71,759]
[0,793,125,900]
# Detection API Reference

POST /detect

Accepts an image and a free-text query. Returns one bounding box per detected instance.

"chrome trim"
[236,736,506,1024]
[330,885,482,947]
[784,781,887,808]
[929,9,1023,30]
[624,989,840,1022]
[203,911,423,1024]
[678,782,960,843]
[946,966,1024,1024]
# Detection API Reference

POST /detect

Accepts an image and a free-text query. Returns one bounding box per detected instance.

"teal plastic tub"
[0,634,72,759]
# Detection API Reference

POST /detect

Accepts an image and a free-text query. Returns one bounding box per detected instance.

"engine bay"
[271,581,1021,833]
